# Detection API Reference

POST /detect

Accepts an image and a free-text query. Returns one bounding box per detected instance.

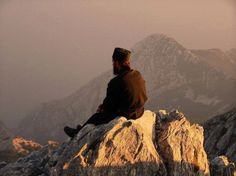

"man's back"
[102,69,148,119]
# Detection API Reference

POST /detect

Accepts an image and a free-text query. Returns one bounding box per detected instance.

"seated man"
[64,47,148,137]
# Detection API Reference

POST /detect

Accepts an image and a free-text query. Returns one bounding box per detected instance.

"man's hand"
[96,104,104,113]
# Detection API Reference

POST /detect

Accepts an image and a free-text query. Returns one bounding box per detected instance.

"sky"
[0,0,235,128]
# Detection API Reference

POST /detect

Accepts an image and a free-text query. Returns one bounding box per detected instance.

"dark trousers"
[81,107,144,128]
[82,112,118,127]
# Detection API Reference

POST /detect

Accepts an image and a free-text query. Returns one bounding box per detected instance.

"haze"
[0,0,235,128]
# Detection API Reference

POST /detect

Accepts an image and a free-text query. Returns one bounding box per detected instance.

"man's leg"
[82,112,114,127]
[64,113,116,138]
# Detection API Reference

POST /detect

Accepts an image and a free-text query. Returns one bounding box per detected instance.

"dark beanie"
[112,47,131,62]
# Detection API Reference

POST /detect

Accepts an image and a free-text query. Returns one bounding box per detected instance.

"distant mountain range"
[17,33,236,143]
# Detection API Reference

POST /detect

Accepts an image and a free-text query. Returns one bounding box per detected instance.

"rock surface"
[203,108,236,162]
[1,110,210,176]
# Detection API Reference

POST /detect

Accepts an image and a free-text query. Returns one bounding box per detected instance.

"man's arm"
[98,80,117,113]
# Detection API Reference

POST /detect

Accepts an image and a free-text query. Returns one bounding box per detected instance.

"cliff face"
[0,110,210,176]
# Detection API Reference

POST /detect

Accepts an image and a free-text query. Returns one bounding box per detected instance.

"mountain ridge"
[17,33,236,143]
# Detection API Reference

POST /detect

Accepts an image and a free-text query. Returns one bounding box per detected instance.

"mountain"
[0,110,212,176]
[203,108,236,162]
[17,33,236,143]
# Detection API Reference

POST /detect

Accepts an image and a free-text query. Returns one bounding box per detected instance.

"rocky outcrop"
[0,136,43,163]
[1,110,210,176]
[0,141,59,176]
[0,121,43,163]
[203,108,236,163]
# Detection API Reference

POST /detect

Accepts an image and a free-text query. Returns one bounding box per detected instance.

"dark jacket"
[102,68,148,119]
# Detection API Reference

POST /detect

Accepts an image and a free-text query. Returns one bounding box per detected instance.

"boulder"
[52,110,167,176]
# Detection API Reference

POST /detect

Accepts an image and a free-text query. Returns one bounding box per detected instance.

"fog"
[0,0,235,128]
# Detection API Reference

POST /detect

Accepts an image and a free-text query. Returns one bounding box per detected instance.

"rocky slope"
[18,33,236,143]
[0,121,43,164]
[1,110,212,176]
[203,108,236,163]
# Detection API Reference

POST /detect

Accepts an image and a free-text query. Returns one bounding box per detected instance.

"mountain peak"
[132,33,199,67]
[132,33,185,53]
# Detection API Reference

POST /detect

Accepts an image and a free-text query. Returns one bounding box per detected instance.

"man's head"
[112,47,131,75]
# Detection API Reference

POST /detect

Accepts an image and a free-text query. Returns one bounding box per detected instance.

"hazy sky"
[0,0,235,127]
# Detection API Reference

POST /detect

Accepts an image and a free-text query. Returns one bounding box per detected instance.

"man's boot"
[64,124,82,138]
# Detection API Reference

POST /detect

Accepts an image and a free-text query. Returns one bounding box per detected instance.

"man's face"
[113,60,120,75]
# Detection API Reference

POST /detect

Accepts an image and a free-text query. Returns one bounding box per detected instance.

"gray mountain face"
[17,33,236,143]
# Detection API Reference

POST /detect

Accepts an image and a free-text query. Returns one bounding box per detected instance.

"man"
[64,47,148,138]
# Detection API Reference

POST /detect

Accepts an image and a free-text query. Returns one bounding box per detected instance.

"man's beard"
[113,66,119,75]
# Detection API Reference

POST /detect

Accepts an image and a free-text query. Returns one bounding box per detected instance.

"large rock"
[156,110,210,176]
[1,110,210,176]
[203,108,236,162]
[52,110,166,176]
[210,156,236,176]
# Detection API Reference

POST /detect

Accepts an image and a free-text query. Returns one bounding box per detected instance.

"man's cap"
[112,47,131,62]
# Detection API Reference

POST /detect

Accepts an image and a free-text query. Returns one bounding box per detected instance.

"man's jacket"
[101,68,148,119]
